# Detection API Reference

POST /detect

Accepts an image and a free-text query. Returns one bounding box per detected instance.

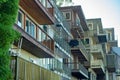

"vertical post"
[15,56,18,80]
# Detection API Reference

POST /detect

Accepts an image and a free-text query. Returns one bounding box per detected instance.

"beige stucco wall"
[11,45,40,65]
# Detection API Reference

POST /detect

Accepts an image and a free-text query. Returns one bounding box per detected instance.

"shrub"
[0,0,20,80]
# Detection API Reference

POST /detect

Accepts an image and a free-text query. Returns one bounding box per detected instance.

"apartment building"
[104,28,118,80]
[104,28,118,53]
[9,0,118,80]
[60,6,90,80]
[110,47,120,80]
[86,18,107,80]
[9,0,92,79]
[10,0,73,80]
[85,19,118,80]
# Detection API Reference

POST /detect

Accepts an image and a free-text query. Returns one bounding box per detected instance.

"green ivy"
[0,0,20,80]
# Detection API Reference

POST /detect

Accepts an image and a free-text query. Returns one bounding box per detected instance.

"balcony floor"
[14,24,55,58]
[92,68,105,74]
[71,49,88,61]
[72,69,88,79]
[19,0,54,24]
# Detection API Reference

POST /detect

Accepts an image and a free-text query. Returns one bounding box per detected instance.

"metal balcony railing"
[106,54,116,71]
[70,62,88,76]
[47,59,71,76]
[38,0,52,8]
[54,34,71,55]
[63,64,71,76]
[49,0,71,36]
[84,30,97,37]
[91,60,105,72]
[72,39,89,61]
[91,44,102,52]
[90,44,104,58]
[72,22,84,31]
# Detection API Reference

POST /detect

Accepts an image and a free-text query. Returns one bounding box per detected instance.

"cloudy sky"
[72,0,120,46]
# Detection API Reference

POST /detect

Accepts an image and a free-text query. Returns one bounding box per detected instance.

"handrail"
[47,59,71,76]
[70,62,88,76]
[54,34,71,55]
[49,0,71,36]
[91,60,105,72]
[71,39,89,61]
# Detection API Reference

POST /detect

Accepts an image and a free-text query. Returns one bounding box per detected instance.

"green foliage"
[0,0,8,4]
[0,0,20,80]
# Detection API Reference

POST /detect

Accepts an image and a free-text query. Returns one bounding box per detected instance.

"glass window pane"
[17,12,22,27]
[26,19,30,33]
[30,23,35,38]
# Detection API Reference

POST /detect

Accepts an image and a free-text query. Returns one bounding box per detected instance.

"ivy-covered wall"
[0,0,20,80]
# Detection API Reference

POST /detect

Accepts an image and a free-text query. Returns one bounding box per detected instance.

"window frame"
[17,10,24,28]
[25,18,36,38]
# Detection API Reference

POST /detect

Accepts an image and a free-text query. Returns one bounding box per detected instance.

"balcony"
[90,44,104,58]
[49,0,71,37]
[10,56,61,80]
[70,62,88,79]
[70,7,89,39]
[106,54,116,72]
[14,24,55,58]
[97,34,107,43]
[84,30,96,37]
[70,39,89,61]
[46,58,71,76]
[108,40,118,47]
[54,33,71,58]
[116,69,120,76]
[73,6,88,31]
[91,60,105,74]
[71,23,84,38]
[19,0,54,24]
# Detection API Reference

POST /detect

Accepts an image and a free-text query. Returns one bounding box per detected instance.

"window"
[43,25,47,32]
[66,13,70,19]
[108,33,111,41]
[38,28,42,41]
[17,11,23,28]
[25,18,36,38]
[41,31,46,41]
[85,38,90,44]
[76,14,80,26]
[48,27,54,39]
[63,12,71,20]
[88,23,93,30]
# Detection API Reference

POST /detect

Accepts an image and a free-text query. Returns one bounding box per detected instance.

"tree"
[0,0,20,80]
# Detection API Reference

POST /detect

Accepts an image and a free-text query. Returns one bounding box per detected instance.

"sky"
[72,0,120,46]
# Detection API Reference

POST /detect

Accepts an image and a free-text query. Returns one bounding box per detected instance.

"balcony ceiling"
[71,28,84,38]
[72,69,88,79]
[71,49,88,61]
[14,24,55,58]
[73,6,88,31]
[92,68,105,74]
[19,0,54,24]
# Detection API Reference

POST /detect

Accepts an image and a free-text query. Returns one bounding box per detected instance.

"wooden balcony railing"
[10,56,61,80]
